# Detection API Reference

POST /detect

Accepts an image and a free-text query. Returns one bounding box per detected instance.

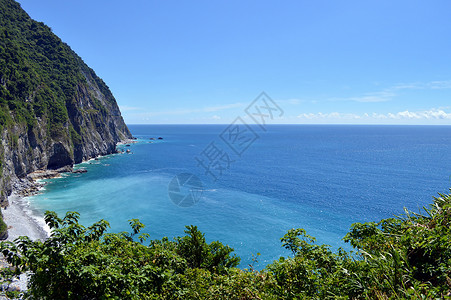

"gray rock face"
[0,69,132,207]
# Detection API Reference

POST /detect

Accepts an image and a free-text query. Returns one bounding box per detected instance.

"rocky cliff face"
[0,68,132,206]
[0,0,133,211]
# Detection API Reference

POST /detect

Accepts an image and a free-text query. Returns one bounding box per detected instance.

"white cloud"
[427,80,451,89]
[298,112,362,119]
[276,98,305,105]
[129,102,244,118]
[384,109,451,120]
[333,79,451,103]
[297,109,451,121]
[389,80,451,91]
[203,103,244,112]
[348,91,394,103]
[397,110,422,119]
[390,83,423,90]
[371,113,388,119]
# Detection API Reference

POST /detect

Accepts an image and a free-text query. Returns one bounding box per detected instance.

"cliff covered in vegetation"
[0,0,132,230]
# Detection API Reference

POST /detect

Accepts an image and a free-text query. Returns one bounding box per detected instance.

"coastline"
[2,193,49,241]
[1,139,134,242]
[116,138,138,145]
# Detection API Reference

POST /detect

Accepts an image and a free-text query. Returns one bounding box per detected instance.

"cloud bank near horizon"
[289,109,451,125]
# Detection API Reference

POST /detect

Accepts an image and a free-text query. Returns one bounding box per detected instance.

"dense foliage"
[1,191,451,299]
[1,0,88,135]
[0,212,6,236]
[0,0,118,133]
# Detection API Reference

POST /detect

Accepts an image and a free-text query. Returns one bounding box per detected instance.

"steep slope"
[0,0,133,232]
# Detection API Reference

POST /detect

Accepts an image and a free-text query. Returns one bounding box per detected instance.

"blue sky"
[16,0,451,124]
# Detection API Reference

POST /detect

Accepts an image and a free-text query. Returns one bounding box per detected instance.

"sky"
[16,0,451,125]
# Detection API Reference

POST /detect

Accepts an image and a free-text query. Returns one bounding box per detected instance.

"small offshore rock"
[72,168,88,174]
[158,137,163,140]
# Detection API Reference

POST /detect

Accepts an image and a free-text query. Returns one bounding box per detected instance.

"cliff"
[0,0,132,235]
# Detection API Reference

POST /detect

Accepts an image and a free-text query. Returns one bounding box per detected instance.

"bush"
[2,190,451,299]
[0,211,244,299]
[0,214,7,239]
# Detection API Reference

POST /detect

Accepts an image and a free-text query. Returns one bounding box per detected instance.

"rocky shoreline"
[12,167,71,198]
[6,139,138,202]
[0,141,135,297]
[1,166,80,242]
[1,142,137,240]
[1,139,137,240]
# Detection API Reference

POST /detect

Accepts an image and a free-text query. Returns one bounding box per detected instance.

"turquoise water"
[29,125,451,268]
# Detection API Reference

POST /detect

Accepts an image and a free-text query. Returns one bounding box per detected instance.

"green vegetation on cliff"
[1,0,104,134]
[0,0,130,153]
[2,191,451,299]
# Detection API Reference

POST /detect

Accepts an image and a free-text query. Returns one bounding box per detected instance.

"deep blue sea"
[28,125,451,268]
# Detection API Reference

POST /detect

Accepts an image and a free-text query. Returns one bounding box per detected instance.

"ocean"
[27,125,451,268]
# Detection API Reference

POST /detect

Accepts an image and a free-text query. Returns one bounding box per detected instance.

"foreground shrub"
[0,212,242,299]
[1,190,451,299]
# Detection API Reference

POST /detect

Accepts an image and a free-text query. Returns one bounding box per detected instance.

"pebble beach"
[2,194,49,242]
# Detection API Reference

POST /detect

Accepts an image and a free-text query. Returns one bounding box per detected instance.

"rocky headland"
[0,0,133,240]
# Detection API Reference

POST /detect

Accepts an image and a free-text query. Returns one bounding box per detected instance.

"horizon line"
[125,123,451,126]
